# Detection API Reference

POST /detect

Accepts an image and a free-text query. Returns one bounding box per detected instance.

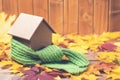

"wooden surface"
[0,0,120,34]
[18,0,33,14]
[109,0,120,32]
[2,0,18,15]
[79,0,93,35]
[49,0,64,34]
[0,0,2,12]
[94,0,109,34]
[33,0,49,22]
[64,0,78,34]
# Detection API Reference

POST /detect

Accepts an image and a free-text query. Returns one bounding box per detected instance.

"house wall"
[0,0,119,35]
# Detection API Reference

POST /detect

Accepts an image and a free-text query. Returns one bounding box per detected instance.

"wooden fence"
[0,0,119,35]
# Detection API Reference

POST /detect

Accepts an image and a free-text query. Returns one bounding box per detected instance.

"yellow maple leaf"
[96,52,117,63]
[0,60,30,76]
[0,42,11,60]
[71,74,97,80]
[71,75,81,80]
[111,66,120,74]
[0,12,16,43]
[107,73,120,80]
[52,33,65,45]
[115,46,120,53]
[0,60,13,66]
[84,64,101,75]
[0,12,16,60]
[100,32,120,40]
[106,66,120,79]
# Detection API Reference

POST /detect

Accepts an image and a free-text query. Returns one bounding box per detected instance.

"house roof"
[8,13,55,40]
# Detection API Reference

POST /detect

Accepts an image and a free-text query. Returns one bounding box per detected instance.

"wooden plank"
[109,14,120,31]
[94,0,109,34]
[0,0,2,12]
[64,0,78,34]
[2,0,18,15]
[18,0,33,14]
[78,0,93,35]
[110,0,120,11]
[33,0,49,22]
[49,0,64,34]
[109,0,120,32]
[63,0,68,34]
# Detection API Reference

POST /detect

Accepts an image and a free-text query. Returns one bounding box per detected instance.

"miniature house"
[8,13,55,50]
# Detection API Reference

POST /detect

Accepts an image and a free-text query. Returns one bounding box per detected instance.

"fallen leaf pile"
[0,12,16,60]
[106,66,120,79]
[52,32,120,53]
[0,12,120,80]
[52,33,120,79]
[23,65,62,80]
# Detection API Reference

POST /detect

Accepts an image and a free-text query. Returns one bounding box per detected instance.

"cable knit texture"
[11,39,89,74]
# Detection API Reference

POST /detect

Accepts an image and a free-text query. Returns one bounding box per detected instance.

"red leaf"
[38,71,55,80]
[48,71,62,77]
[23,66,62,80]
[30,74,39,80]
[98,43,117,51]
[31,66,39,72]
[23,70,36,76]
[23,75,35,80]
[58,44,68,48]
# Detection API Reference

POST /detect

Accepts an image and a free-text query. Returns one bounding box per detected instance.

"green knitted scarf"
[11,39,89,74]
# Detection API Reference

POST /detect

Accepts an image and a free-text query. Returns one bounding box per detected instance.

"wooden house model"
[8,13,55,50]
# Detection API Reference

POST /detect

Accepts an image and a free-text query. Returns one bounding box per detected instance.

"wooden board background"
[0,0,119,35]
[109,0,120,32]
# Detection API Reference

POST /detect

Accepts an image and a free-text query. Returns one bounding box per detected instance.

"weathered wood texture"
[18,0,33,14]
[33,0,49,22]
[49,0,64,34]
[0,0,2,12]
[2,0,18,15]
[79,0,93,35]
[94,0,109,34]
[64,0,79,34]
[109,0,120,32]
[0,0,119,34]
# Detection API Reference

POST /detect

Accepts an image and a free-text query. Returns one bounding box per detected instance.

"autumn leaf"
[52,33,65,45]
[71,74,98,80]
[52,32,120,53]
[106,66,120,79]
[0,60,29,76]
[115,46,120,52]
[0,60,13,67]
[100,32,120,40]
[23,66,62,80]
[84,64,101,75]
[94,62,115,74]
[0,12,16,43]
[0,12,16,60]
[98,43,117,51]
[0,42,11,60]
[96,52,120,64]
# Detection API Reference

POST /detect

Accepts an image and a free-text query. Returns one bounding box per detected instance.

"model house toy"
[8,13,55,50]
